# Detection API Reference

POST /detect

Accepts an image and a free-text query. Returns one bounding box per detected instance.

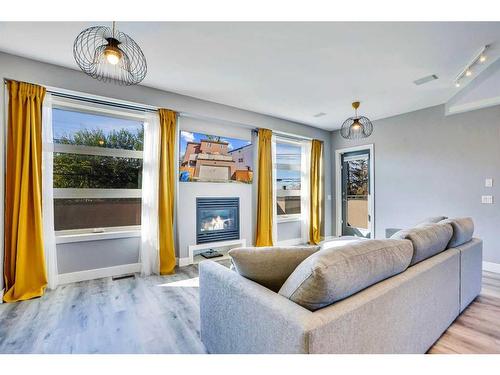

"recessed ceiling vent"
[413,74,439,86]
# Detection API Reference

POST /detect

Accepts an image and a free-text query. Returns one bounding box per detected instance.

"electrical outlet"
[481,195,493,204]
[485,178,493,187]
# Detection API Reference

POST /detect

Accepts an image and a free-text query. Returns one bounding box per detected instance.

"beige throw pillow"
[228,245,320,292]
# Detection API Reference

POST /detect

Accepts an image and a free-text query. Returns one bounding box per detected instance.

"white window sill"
[277,215,302,223]
[55,229,141,244]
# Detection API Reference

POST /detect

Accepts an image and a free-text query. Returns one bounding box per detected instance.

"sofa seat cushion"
[278,239,413,311]
[391,223,453,265]
[440,217,474,248]
[228,245,320,292]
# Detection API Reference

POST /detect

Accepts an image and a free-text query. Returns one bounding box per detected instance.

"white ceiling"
[1,22,500,130]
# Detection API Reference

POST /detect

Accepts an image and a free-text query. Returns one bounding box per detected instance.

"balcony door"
[336,146,374,238]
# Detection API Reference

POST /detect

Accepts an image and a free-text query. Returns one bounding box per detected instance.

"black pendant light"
[73,22,147,86]
[340,101,373,140]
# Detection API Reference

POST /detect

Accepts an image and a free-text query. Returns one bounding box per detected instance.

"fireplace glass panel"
[199,208,238,232]
[196,197,240,244]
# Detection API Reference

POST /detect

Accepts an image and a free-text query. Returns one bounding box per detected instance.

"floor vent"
[112,273,136,281]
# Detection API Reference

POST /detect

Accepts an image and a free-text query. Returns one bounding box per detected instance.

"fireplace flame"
[202,215,229,231]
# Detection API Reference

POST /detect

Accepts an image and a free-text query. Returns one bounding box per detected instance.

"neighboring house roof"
[200,139,229,145]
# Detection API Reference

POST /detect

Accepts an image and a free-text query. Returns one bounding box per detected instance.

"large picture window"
[52,106,144,234]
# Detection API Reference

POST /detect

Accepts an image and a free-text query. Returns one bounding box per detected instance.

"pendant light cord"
[112,21,116,38]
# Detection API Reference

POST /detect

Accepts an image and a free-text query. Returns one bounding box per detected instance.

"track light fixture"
[454,45,489,88]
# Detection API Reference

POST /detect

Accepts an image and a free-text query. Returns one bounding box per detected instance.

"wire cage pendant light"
[340,101,373,140]
[73,22,147,86]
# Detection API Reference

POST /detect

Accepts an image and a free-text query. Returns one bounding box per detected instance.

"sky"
[179,130,251,157]
[53,108,143,141]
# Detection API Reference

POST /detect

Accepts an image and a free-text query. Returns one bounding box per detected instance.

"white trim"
[445,95,500,116]
[56,228,141,244]
[53,143,143,159]
[0,289,3,304]
[57,263,142,285]
[52,96,148,121]
[483,261,500,274]
[188,239,247,265]
[335,144,375,238]
[276,238,304,246]
[277,214,302,223]
[53,188,142,199]
[271,136,278,244]
[177,257,191,267]
[56,257,195,285]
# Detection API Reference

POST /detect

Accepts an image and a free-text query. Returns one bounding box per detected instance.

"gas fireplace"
[196,197,240,244]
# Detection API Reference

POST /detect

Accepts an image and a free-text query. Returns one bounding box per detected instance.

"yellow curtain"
[158,109,177,274]
[3,81,48,302]
[255,128,274,246]
[309,139,323,245]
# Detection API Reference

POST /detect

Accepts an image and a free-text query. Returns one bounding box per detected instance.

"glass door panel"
[341,150,371,238]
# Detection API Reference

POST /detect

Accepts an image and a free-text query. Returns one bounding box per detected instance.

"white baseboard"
[177,257,191,267]
[58,263,141,285]
[57,257,194,285]
[483,261,500,274]
[0,288,4,304]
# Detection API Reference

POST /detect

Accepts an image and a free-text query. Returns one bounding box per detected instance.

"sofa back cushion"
[391,223,453,265]
[228,245,320,292]
[278,239,413,311]
[416,216,448,225]
[440,217,474,248]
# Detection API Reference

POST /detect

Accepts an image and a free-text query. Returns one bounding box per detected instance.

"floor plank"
[1,263,499,354]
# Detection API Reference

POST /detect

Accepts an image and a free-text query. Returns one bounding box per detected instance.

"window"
[275,139,302,219]
[52,106,144,234]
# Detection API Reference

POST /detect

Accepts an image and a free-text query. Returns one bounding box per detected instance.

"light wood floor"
[1,263,499,354]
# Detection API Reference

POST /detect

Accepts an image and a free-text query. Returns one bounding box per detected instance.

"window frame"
[51,97,146,241]
[274,136,304,223]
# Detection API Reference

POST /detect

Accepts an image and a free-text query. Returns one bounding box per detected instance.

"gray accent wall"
[331,103,500,264]
[0,51,333,280]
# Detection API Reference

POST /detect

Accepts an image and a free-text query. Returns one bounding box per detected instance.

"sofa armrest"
[199,260,314,353]
[455,238,482,312]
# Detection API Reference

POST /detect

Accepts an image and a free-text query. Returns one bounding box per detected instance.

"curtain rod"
[252,128,313,141]
[3,78,316,141]
[3,77,158,114]
[48,90,159,114]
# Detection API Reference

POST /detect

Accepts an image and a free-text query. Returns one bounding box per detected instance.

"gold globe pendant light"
[73,22,147,86]
[340,101,373,140]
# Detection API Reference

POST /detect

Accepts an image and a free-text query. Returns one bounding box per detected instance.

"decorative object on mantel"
[73,21,147,85]
[340,101,373,140]
[200,249,224,259]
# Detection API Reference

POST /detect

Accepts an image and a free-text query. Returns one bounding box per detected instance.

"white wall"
[0,51,333,282]
[177,182,253,259]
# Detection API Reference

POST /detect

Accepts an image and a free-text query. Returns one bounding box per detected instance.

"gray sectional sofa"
[199,217,482,353]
